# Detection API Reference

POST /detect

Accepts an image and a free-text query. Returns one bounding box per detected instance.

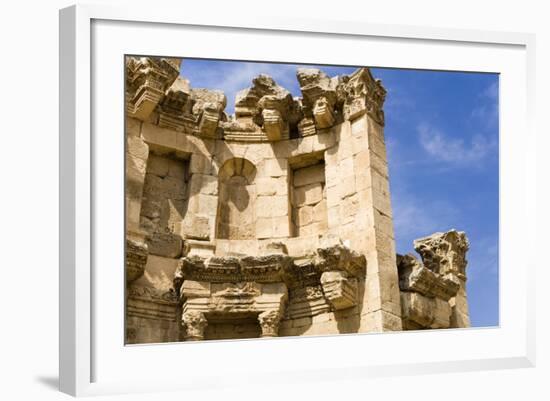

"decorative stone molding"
[320,271,359,310]
[173,244,366,338]
[157,77,193,132]
[258,310,283,337]
[398,230,471,330]
[190,89,227,139]
[182,310,208,341]
[312,96,336,129]
[286,285,330,319]
[126,57,181,121]
[258,95,289,140]
[341,67,386,125]
[296,68,340,130]
[397,254,460,301]
[233,74,300,141]
[126,238,148,283]
[175,254,293,284]
[413,229,469,280]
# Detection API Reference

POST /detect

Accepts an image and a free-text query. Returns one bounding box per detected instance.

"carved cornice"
[397,254,459,301]
[320,271,359,310]
[175,254,292,285]
[175,245,366,292]
[126,57,181,121]
[126,238,148,283]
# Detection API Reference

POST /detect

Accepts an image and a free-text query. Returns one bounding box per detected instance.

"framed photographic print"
[59,4,536,396]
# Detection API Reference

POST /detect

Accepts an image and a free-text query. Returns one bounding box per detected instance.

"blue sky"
[180,58,499,328]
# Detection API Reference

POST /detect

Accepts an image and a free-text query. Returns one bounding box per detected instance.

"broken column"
[414,230,471,328]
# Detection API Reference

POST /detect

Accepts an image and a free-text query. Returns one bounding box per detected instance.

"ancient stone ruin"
[125,56,471,343]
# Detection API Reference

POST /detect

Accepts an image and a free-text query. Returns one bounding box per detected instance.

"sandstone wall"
[124,58,470,344]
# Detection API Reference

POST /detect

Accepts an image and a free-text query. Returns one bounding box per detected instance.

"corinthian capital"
[182,310,208,341]
[258,310,282,337]
[413,230,470,280]
[341,68,386,125]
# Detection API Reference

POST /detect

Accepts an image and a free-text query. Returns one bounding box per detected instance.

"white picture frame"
[59,4,536,397]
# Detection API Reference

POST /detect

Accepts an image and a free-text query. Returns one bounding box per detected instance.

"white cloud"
[483,81,499,100]
[417,123,496,166]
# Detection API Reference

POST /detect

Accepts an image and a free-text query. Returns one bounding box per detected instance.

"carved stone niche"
[341,67,386,125]
[126,238,148,283]
[126,57,181,121]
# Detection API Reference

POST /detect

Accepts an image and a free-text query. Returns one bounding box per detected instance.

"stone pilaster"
[337,68,401,332]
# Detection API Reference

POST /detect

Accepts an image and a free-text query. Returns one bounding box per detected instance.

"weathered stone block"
[147,232,183,258]
[321,271,359,310]
[294,182,323,206]
[293,164,326,187]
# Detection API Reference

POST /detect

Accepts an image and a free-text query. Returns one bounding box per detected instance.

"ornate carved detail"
[157,77,193,132]
[190,89,227,139]
[341,67,386,125]
[175,254,292,285]
[126,57,181,121]
[175,245,366,292]
[126,238,148,283]
[320,271,358,310]
[297,68,341,129]
[127,285,178,303]
[286,285,330,319]
[397,254,460,301]
[258,95,290,140]
[413,230,469,280]
[211,282,262,298]
[173,243,367,336]
[398,230,470,330]
[297,117,317,137]
[314,244,367,278]
[258,310,282,337]
[233,74,301,141]
[312,96,336,129]
[182,310,208,341]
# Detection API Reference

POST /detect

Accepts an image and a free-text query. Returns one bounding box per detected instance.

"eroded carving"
[126,238,148,283]
[258,310,283,337]
[414,230,469,280]
[320,271,358,310]
[398,230,470,330]
[126,57,181,121]
[190,88,227,139]
[182,310,208,341]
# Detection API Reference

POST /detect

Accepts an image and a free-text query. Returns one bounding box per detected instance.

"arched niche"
[216,158,257,239]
